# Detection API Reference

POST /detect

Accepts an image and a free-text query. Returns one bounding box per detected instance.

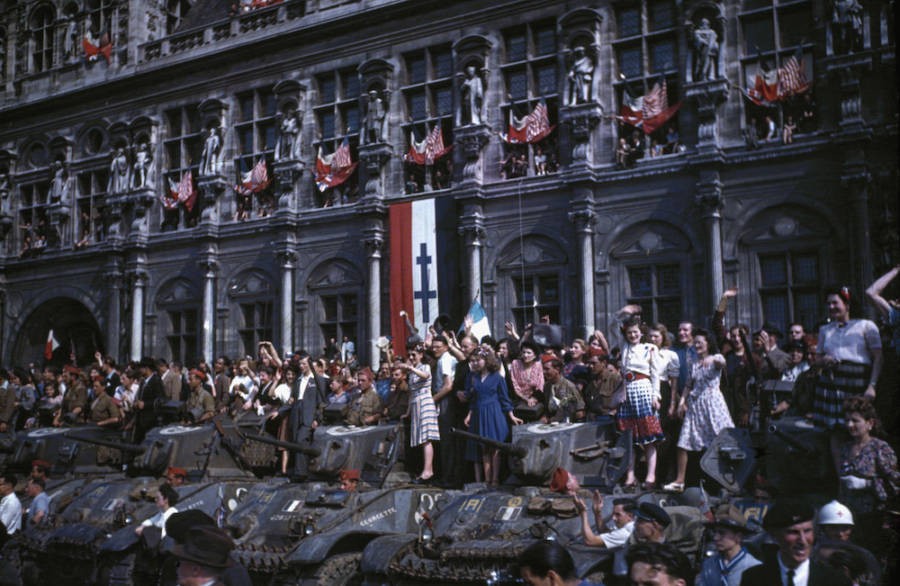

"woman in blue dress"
[464,347,523,486]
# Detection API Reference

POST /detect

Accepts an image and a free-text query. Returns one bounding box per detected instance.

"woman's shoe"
[662,481,684,493]
[412,476,434,485]
[642,481,657,491]
[622,481,638,493]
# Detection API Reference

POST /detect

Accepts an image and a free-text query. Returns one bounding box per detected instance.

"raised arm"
[866,265,900,317]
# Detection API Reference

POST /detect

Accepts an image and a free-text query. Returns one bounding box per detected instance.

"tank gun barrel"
[65,432,147,453]
[241,433,321,457]
[450,427,527,458]
[767,424,817,456]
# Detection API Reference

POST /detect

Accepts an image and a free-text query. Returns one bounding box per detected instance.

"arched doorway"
[12,298,103,368]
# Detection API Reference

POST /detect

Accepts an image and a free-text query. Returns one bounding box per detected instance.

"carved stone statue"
[108,147,130,194]
[362,90,387,144]
[692,19,719,81]
[50,160,69,202]
[275,105,301,161]
[132,142,153,188]
[64,18,78,60]
[200,126,222,175]
[458,65,484,125]
[567,46,594,105]
[832,0,863,54]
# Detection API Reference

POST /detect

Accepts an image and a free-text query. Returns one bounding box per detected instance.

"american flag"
[164,170,196,211]
[642,80,667,120]
[405,126,451,165]
[778,54,809,98]
[332,137,353,170]
[235,159,271,195]
[502,99,555,144]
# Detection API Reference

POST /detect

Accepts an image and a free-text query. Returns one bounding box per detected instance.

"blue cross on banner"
[414,242,437,323]
[410,199,440,333]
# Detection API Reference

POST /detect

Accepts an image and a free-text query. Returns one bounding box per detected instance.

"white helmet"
[817,500,854,526]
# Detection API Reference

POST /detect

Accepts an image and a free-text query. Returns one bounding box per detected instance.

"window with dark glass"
[167,309,198,366]
[17,181,50,256]
[613,0,682,155]
[500,21,559,179]
[511,274,560,332]
[31,5,55,72]
[626,264,683,329]
[313,68,360,206]
[758,251,820,334]
[319,293,358,351]
[163,104,202,229]
[75,169,109,247]
[401,45,454,193]
[739,0,815,135]
[238,302,273,358]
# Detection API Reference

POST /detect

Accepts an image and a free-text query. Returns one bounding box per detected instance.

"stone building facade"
[0,0,896,367]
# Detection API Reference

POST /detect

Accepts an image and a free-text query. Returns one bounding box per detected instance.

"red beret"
[167,467,188,478]
[549,467,580,494]
[339,469,360,482]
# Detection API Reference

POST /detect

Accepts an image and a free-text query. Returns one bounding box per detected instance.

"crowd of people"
[1,265,898,584]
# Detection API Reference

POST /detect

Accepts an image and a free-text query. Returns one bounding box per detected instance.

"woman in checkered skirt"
[616,316,664,489]
[664,328,733,493]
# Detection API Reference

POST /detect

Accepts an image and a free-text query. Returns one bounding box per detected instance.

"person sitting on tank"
[344,367,382,426]
[184,369,216,424]
[609,503,672,582]
[573,490,636,548]
[166,466,188,487]
[135,483,179,538]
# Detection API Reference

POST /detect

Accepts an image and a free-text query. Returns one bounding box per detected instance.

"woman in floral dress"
[509,341,545,411]
[664,328,734,492]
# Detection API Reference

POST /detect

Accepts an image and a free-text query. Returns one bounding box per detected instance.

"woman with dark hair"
[401,344,440,483]
[136,483,179,538]
[721,322,755,426]
[814,286,882,468]
[509,340,545,411]
[664,328,733,493]
[617,316,663,489]
[838,396,899,564]
[463,347,523,485]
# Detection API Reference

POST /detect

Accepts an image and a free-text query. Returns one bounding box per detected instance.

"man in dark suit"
[134,356,164,443]
[289,355,327,480]
[740,500,850,586]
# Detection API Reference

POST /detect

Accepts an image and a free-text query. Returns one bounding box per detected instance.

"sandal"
[662,481,684,493]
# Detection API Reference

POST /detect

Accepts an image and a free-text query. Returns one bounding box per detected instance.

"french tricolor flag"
[45,329,60,361]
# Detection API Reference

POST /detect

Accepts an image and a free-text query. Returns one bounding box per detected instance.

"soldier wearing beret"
[740,500,850,586]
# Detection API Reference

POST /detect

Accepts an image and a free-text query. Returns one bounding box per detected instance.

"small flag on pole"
[45,329,60,360]
[461,300,491,343]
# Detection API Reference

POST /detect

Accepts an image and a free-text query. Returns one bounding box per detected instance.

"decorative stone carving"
[684,79,729,153]
[358,143,392,198]
[454,125,491,183]
[453,35,492,128]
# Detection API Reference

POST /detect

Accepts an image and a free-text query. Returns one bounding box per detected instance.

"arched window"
[30,5,55,72]
[497,235,568,332]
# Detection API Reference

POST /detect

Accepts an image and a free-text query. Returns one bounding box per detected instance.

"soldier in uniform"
[184,369,216,424]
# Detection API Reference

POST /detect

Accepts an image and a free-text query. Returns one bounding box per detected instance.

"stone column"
[129,269,147,362]
[844,163,874,296]
[277,248,297,357]
[459,201,485,304]
[696,171,725,306]
[364,234,384,366]
[684,80,729,156]
[358,143,392,199]
[106,258,124,362]
[200,257,218,365]
[454,125,491,185]
[568,208,596,338]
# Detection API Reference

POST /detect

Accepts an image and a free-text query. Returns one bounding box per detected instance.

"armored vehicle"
[360,420,643,585]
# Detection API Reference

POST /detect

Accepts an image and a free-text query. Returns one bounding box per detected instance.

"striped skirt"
[410,388,440,446]
[812,361,871,430]
[616,378,664,445]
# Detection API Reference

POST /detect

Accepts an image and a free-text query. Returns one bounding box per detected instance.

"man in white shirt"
[431,336,457,486]
[574,491,635,548]
[0,474,22,534]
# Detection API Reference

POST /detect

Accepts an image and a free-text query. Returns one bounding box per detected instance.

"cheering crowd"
[0,266,898,585]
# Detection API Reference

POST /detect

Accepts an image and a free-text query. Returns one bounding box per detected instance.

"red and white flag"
[640,80,681,134]
[619,88,644,127]
[777,54,809,99]
[45,329,60,361]
[405,125,452,165]
[746,67,780,106]
[165,170,196,212]
[83,33,112,64]
[315,138,357,191]
[389,198,440,357]
[235,159,271,196]
[501,100,555,144]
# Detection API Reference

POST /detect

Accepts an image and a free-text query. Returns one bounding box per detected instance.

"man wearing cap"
[697,505,761,586]
[542,358,585,422]
[173,525,235,586]
[53,366,88,426]
[740,500,850,586]
[166,467,188,487]
[573,490,635,548]
[185,369,216,424]
[31,460,50,483]
[632,502,671,544]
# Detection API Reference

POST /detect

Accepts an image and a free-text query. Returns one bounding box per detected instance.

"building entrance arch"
[11,297,103,368]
